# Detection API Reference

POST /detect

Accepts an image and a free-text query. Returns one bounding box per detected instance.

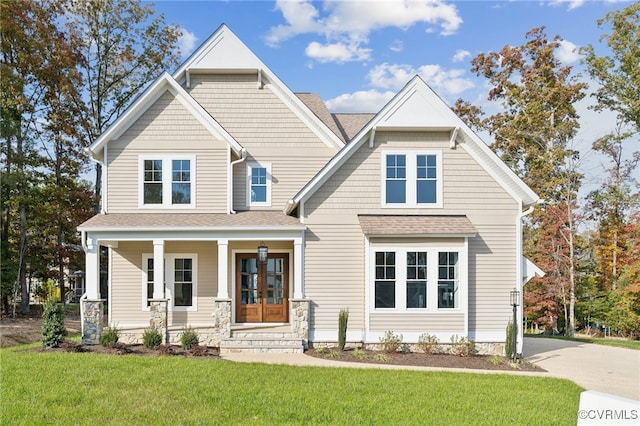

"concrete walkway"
[523,337,640,400]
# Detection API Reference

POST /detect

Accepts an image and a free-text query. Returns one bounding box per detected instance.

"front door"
[236,253,289,323]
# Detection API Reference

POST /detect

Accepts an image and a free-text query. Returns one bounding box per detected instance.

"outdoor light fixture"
[510,288,520,361]
[257,242,268,264]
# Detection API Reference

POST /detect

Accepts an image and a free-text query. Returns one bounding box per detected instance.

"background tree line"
[1,1,638,340]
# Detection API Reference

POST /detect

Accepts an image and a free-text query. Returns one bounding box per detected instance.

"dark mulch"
[305,347,545,372]
[32,340,220,358]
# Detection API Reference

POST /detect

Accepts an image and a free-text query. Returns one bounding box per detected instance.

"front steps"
[220,325,304,354]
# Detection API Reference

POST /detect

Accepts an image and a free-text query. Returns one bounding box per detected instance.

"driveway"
[524,337,640,400]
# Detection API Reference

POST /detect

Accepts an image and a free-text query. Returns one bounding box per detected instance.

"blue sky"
[149,0,633,193]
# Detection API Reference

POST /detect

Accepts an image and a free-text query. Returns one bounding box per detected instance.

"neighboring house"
[78,24,543,355]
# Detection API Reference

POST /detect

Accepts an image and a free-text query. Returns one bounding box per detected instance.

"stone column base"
[81,299,105,345]
[290,299,310,348]
[213,299,232,345]
[149,299,168,344]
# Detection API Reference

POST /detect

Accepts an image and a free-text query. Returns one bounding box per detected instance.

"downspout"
[228,148,247,214]
[516,203,536,355]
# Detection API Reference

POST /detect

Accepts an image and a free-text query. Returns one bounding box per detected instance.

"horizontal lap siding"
[304,131,519,337]
[110,241,217,327]
[188,75,337,211]
[304,222,365,330]
[107,92,228,213]
[370,313,464,332]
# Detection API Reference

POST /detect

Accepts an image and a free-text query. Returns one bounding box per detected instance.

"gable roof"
[87,72,243,160]
[285,75,540,214]
[173,24,344,150]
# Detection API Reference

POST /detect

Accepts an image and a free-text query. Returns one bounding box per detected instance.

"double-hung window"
[382,151,442,208]
[371,247,462,311]
[247,163,272,207]
[140,156,195,208]
[142,254,196,310]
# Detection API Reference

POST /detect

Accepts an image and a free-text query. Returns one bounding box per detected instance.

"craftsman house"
[78,24,542,355]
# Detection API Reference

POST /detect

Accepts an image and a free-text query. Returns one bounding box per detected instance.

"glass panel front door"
[236,253,288,322]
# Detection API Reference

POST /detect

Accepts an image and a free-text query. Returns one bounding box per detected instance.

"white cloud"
[556,39,583,64]
[548,0,585,11]
[368,63,474,96]
[178,27,198,58]
[266,0,463,63]
[389,40,404,53]
[305,40,372,63]
[452,49,471,63]
[325,89,396,113]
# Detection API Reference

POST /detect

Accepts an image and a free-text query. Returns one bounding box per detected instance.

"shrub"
[379,330,403,353]
[450,335,475,357]
[338,308,349,351]
[373,353,390,362]
[100,325,119,347]
[41,298,67,348]
[326,349,340,358]
[505,320,515,358]
[417,333,440,354]
[143,327,162,349]
[180,326,199,350]
[353,348,368,360]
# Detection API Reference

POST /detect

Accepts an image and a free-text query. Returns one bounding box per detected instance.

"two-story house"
[78,24,543,355]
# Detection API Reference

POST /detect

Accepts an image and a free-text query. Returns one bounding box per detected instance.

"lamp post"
[510,288,520,361]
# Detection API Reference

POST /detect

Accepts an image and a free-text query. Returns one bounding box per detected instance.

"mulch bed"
[32,341,220,358]
[305,347,545,372]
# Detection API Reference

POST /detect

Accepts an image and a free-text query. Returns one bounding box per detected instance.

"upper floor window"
[382,151,442,208]
[247,163,271,207]
[139,156,195,208]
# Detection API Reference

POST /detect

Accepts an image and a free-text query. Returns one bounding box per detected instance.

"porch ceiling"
[79,211,303,232]
[358,214,478,238]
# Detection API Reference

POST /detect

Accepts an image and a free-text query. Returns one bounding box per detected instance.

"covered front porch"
[78,212,309,352]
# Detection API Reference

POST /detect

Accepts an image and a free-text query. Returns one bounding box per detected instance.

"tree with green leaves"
[454,27,587,336]
[64,0,182,207]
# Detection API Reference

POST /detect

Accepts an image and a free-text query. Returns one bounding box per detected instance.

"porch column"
[217,239,229,299]
[82,235,104,345]
[293,237,304,299]
[152,239,165,299]
[85,236,100,299]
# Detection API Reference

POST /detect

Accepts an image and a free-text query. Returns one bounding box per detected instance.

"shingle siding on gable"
[107,91,229,213]
[303,130,519,337]
[187,74,337,211]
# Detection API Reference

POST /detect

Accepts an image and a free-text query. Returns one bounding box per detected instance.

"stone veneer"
[212,298,232,346]
[290,299,309,349]
[149,299,168,344]
[81,299,105,345]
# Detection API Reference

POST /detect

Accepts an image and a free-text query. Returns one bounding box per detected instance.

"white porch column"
[85,236,100,299]
[153,239,165,299]
[293,237,304,299]
[217,239,229,299]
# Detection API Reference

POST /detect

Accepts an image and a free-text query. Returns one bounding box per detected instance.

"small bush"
[490,355,505,366]
[417,333,440,354]
[180,326,199,350]
[379,330,403,353]
[505,320,515,358]
[314,347,327,354]
[326,349,340,358]
[374,353,390,362]
[100,325,119,347]
[41,298,67,348]
[353,348,368,360]
[338,308,349,351]
[143,327,162,349]
[450,335,475,357]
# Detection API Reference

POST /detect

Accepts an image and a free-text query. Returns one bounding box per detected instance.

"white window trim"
[142,253,198,312]
[368,243,466,313]
[381,149,443,208]
[246,162,272,207]
[138,155,196,209]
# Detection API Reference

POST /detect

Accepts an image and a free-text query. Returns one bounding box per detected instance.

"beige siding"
[188,75,337,211]
[107,91,229,213]
[110,241,218,327]
[304,131,520,339]
[370,313,464,332]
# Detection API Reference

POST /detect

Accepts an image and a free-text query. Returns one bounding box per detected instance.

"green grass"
[1,346,583,425]
[525,333,640,350]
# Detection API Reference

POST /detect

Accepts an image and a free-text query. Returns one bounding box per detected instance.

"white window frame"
[381,150,443,208]
[142,253,197,312]
[369,244,464,312]
[138,155,196,208]
[246,162,272,207]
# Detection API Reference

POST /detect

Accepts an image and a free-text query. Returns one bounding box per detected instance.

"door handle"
[258,290,262,303]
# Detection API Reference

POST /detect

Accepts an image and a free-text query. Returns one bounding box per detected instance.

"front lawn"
[1,346,582,425]
[525,333,640,350]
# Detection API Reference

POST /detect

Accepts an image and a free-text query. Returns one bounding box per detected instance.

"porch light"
[257,243,268,264]
[510,288,520,361]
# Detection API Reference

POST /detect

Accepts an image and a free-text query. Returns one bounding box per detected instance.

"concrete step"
[220,333,304,354]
